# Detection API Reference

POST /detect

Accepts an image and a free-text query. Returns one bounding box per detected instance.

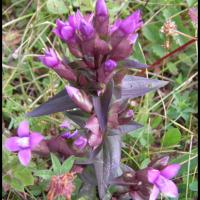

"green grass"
[2,0,198,199]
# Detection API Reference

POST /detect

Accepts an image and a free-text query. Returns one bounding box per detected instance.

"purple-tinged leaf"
[108,121,143,136]
[64,110,89,128]
[119,59,148,69]
[26,89,77,117]
[114,75,168,99]
[92,80,114,132]
[80,165,97,185]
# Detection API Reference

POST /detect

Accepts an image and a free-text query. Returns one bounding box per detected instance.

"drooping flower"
[4,121,44,166]
[65,85,93,113]
[148,164,181,199]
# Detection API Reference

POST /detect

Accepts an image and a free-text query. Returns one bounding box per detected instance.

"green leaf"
[11,178,24,192]
[167,62,178,75]
[14,167,34,186]
[186,0,196,7]
[47,0,68,14]
[151,116,162,128]
[132,41,146,64]
[61,156,75,174]
[51,153,62,174]
[161,127,181,147]
[189,181,198,192]
[34,170,53,180]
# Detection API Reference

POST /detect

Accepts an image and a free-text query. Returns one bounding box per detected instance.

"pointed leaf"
[27,89,77,117]
[108,121,143,136]
[119,59,148,69]
[60,156,75,174]
[51,153,62,174]
[64,110,89,128]
[115,75,168,99]
[92,80,113,131]
[34,170,53,180]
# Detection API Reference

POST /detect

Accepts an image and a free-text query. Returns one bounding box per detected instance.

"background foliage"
[2,0,198,199]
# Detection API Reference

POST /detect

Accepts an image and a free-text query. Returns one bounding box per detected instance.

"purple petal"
[161,164,181,179]
[62,130,78,139]
[4,137,20,152]
[60,120,71,129]
[148,169,160,184]
[17,120,29,137]
[149,185,160,200]
[29,132,44,149]
[155,175,179,198]
[73,136,87,149]
[18,149,31,166]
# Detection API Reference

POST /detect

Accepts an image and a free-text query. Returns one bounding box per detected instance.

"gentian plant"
[4,0,181,199]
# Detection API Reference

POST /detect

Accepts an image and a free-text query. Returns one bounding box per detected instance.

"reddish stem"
[138,38,197,76]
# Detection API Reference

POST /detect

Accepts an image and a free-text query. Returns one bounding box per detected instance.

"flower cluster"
[39,0,143,93]
[4,0,181,199]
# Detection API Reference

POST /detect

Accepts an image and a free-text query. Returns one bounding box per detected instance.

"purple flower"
[148,164,181,199]
[73,136,87,150]
[4,121,44,166]
[104,59,117,72]
[118,10,143,35]
[95,0,108,16]
[53,19,75,42]
[79,20,95,40]
[38,48,60,68]
[62,130,78,139]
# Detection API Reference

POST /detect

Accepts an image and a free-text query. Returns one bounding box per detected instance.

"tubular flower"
[4,121,44,166]
[39,49,77,81]
[65,85,93,113]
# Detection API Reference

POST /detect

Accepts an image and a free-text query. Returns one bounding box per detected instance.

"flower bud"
[118,108,134,124]
[95,0,108,16]
[79,20,95,40]
[104,59,117,72]
[62,130,78,139]
[38,48,60,68]
[65,86,93,113]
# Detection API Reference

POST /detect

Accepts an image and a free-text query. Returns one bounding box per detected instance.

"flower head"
[4,121,44,166]
[38,48,60,68]
[189,8,198,26]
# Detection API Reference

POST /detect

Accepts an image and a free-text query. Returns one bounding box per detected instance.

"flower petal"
[148,169,160,184]
[17,121,29,137]
[149,185,160,200]
[155,175,179,198]
[18,149,31,166]
[4,137,20,152]
[29,132,44,149]
[161,164,181,179]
